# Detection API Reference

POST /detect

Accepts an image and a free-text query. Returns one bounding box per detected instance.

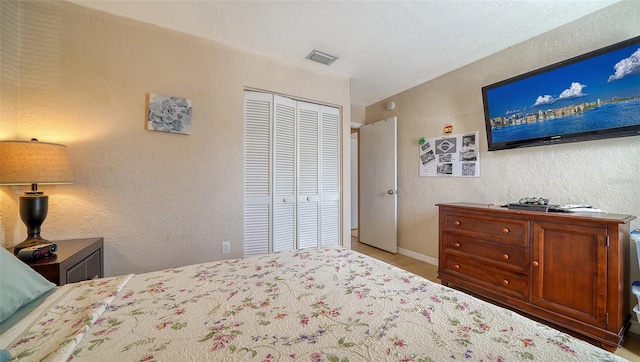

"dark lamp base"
[14,191,51,255]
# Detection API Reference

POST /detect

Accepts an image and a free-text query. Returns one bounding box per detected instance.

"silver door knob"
[388,190,396,195]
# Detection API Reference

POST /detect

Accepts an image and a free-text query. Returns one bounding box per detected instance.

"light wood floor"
[350,234,640,361]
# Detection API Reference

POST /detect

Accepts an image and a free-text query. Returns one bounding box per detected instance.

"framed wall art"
[147,93,192,135]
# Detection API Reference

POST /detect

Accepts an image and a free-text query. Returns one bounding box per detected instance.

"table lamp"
[0,139,74,254]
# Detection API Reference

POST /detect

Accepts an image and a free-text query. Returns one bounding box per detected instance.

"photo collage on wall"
[419,131,480,177]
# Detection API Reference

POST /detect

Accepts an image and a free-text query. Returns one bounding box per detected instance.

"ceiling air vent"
[306,49,338,65]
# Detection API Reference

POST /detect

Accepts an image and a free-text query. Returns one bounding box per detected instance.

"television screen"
[482,36,640,151]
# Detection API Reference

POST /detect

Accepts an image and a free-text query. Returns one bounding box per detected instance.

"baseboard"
[630,320,640,335]
[397,247,438,266]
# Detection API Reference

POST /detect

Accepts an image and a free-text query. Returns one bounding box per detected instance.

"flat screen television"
[482,35,640,151]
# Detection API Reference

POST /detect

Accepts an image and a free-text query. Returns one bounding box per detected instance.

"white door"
[244,91,272,256]
[297,101,320,249]
[296,102,341,249]
[272,95,297,252]
[319,105,341,246]
[359,117,397,253]
[244,91,341,256]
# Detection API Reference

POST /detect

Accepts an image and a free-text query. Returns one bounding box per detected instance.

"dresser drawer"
[442,232,529,274]
[443,212,529,246]
[442,254,529,301]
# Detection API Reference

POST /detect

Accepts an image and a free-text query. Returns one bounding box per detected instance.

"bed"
[0,246,628,361]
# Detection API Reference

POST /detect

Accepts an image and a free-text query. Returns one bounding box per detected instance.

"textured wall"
[0,1,351,276]
[366,1,640,265]
[365,0,640,325]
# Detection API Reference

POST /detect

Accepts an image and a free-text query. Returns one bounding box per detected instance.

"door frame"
[350,127,360,241]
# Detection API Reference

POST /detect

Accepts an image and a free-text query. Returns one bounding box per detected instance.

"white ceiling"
[69,0,620,106]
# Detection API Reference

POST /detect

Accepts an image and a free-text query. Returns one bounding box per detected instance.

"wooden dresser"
[437,203,635,351]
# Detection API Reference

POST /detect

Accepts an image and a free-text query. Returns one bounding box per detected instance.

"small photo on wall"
[147,93,192,134]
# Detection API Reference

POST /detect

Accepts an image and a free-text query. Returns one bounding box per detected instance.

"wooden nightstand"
[24,237,104,286]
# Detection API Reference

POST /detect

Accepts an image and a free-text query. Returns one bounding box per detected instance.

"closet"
[244,91,341,256]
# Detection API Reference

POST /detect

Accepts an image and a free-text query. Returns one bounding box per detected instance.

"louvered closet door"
[320,105,341,246]
[244,92,341,256]
[244,91,272,256]
[297,101,321,249]
[272,95,297,252]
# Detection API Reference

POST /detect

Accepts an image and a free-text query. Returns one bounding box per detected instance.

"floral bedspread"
[6,247,627,361]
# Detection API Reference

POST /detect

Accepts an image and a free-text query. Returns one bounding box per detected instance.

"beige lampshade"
[0,140,75,185]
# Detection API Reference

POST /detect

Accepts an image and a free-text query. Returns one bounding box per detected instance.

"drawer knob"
[454,264,460,269]
[502,228,510,234]
[502,279,509,286]
[454,221,461,226]
[454,242,461,248]
[502,253,509,260]
[532,261,539,267]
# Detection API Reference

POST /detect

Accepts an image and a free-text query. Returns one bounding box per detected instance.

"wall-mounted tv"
[482,35,640,151]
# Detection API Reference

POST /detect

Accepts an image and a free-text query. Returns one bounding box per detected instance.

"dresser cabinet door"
[531,222,608,328]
